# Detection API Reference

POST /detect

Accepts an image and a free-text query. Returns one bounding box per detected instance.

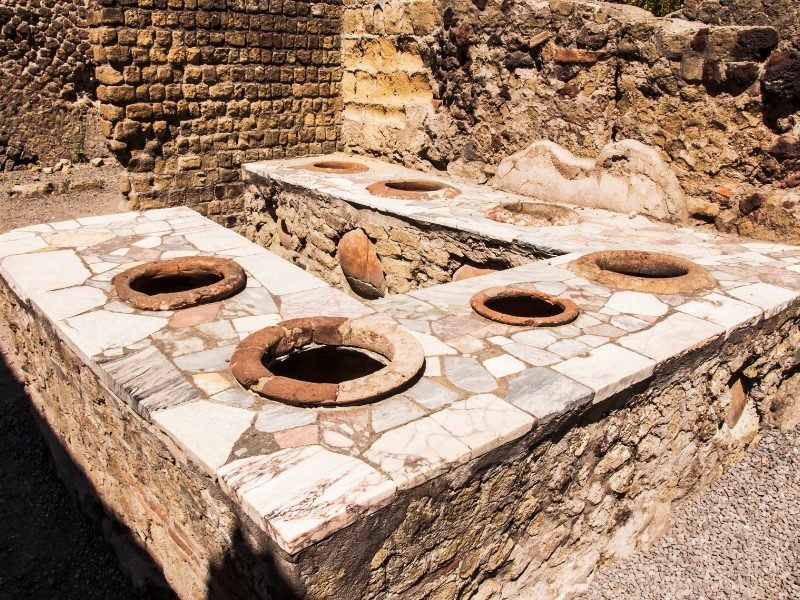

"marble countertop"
[2,197,800,555]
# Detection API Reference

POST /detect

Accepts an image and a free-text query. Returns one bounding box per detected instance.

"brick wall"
[89,0,343,223]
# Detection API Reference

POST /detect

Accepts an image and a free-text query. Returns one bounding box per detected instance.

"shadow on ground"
[0,321,170,600]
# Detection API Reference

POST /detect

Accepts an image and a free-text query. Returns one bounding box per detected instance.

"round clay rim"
[230,316,425,407]
[470,286,580,327]
[303,160,369,174]
[367,179,461,201]
[112,256,247,311]
[486,201,582,227]
[568,250,716,294]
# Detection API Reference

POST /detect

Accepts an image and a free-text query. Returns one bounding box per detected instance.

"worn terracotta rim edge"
[470,286,580,327]
[367,179,461,201]
[303,160,369,174]
[230,316,425,407]
[487,201,582,227]
[568,250,716,294]
[112,256,247,311]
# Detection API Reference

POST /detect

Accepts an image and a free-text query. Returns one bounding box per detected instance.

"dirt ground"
[0,162,127,230]
[0,165,138,600]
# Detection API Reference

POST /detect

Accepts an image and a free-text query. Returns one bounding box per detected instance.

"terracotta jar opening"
[231,317,425,406]
[304,160,369,174]
[113,256,247,311]
[569,250,716,294]
[488,201,581,227]
[367,179,461,201]
[471,286,580,327]
[266,345,387,384]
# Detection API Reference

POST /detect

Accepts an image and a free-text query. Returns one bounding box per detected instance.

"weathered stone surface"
[682,0,800,50]
[338,229,387,299]
[493,140,689,222]
[10,182,55,197]
[341,0,798,240]
[0,0,98,170]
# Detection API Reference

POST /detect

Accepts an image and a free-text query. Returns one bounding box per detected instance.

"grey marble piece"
[100,346,200,418]
[505,367,594,428]
[174,345,237,373]
[444,357,498,393]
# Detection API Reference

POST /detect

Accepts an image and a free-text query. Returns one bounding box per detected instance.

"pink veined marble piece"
[274,424,319,448]
[168,302,222,328]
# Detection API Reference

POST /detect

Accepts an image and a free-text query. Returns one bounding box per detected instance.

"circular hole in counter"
[471,286,580,327]
[113,256,247,311]
[367,179,461,201]
[304,160,369,174]
[231,317,425,406]
[568,250,716,294]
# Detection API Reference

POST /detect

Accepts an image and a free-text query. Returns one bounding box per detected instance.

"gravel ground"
[584,426,800,600]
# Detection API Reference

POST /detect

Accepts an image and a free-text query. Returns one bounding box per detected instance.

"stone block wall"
[341,0,800,241]
[89,0,343,221]
[0,1,97,170]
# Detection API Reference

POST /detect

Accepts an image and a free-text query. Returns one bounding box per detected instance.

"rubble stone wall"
[0,1,97,170]
[341,0,800,241]
[682,0,800,51]
[89,0,343,221]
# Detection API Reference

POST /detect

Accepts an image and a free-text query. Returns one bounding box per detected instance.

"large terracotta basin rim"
[230,317,425,407]
[568,250,716,294]
[367,179,461,201]
[112,256,247,311]
[471,286,580,327]
[303,160,369,174]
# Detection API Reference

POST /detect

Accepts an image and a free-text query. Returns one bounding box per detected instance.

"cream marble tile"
[482,354,526,378]
[34,286,107,320]
[511,329,558,348]
[371,396,426,432]
[727,283,800,319]
[192,372,235,395]
[1,249,90,298]
[255,402,318,433]
[0,235,48,258]
[279,287,372,320]
[61,310,168,357]
[552,344,655,403]
[676,292,762,335]
[364,417,470,489]
[619,313,724,362]
[153,400,254,472]
[406,330,458,356]
[232,314,282,333]
[430,394,534,459]
[605,291,668,317]
[506,367,593,426]
[236,252,328,296]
